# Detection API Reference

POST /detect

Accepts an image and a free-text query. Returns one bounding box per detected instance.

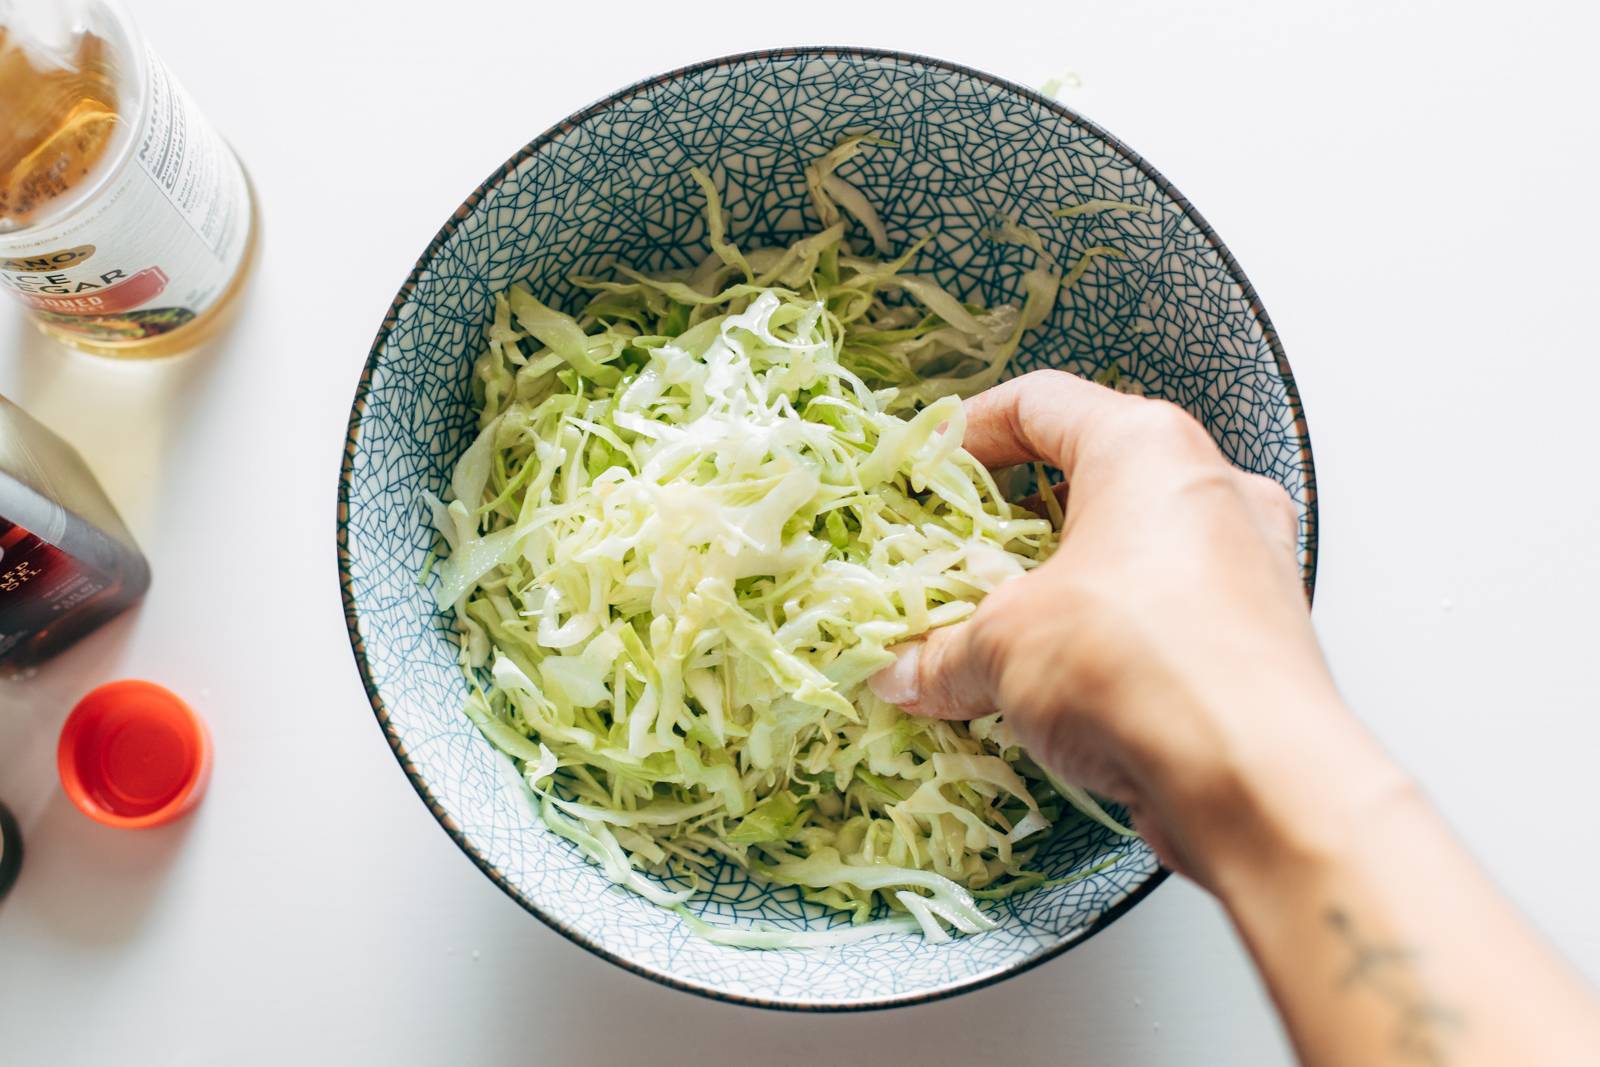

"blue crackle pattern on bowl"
[338,47,1316,1010]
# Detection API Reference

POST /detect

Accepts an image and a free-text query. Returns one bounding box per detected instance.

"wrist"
[1155,696,1413,900]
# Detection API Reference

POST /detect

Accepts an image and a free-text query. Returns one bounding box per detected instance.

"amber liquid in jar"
[0,4,255,358]
[0,27,118,229]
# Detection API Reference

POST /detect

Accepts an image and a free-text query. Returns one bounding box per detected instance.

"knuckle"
[1239,472,1299,530]
[1014,371,1076,439]
[1272,493,1300,532]
[1125,399,1214,456]
[1019,368,1079,393]
[1020,368,1072,387]
[1010,370,1074,420]
[1246,472,1293,506]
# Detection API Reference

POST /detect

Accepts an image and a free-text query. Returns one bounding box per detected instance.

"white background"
[2,1,1597,1064]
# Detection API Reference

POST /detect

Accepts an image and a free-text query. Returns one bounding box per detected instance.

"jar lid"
[58,680,211,828]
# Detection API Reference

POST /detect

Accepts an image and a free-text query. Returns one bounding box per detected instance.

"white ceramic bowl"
[339,47,1316,1010]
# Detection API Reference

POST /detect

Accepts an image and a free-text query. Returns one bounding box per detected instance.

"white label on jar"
[0,48,249,345]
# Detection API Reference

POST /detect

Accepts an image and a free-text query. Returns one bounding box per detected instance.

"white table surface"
[2,1,1596,1064]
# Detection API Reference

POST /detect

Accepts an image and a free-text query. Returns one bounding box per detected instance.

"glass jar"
[0,0,255,357]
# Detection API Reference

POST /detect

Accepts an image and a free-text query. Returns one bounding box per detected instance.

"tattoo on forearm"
[1326,906,1463,1065]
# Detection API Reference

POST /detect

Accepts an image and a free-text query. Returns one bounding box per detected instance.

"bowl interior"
[340,48,1315,1009]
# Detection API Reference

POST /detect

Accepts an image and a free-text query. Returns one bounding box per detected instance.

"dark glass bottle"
[0,393,148,671]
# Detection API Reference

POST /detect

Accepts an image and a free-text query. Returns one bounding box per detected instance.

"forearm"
[881,371,1600,1062]
[1209,724,1600,1067]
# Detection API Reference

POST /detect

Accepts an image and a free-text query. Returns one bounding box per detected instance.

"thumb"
[866,615,1004,720]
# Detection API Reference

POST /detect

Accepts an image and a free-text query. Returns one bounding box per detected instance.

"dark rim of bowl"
[337,44,1318,1013]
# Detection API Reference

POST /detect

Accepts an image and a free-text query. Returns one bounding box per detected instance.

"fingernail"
[868,644,921,706]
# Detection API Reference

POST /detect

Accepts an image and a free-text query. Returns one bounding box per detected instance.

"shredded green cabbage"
[432,138,1133,947]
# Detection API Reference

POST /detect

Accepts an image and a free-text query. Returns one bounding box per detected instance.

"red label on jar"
[15,266,169,315]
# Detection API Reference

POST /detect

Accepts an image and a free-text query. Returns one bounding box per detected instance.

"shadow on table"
[451,875,1234,1067]
[0,615,137,823]
[0,614,181,943]
[1,786,193,945]
[5,315,230,536]
[0,309,229,938]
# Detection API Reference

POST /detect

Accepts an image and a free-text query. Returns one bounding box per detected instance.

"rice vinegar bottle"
[0,394,149,671]
[0,0,255,357]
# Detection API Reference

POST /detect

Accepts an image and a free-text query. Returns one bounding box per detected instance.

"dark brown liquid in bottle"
[0,395,148,671]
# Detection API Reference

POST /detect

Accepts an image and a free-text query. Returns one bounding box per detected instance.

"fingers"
[867,608,1008,720]
[962,371,1218,487]
[960,369,1140,473]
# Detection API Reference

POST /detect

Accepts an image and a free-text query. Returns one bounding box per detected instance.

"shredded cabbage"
[433,138,1134,947]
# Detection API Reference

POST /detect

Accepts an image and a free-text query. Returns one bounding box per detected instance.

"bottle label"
[0,520,107,661]
[0,48,249,343]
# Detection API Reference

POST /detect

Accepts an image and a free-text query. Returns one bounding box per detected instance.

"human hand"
[868,370,1388,889]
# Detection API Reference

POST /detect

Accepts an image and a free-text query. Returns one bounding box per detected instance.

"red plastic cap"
[58,680,212,829]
